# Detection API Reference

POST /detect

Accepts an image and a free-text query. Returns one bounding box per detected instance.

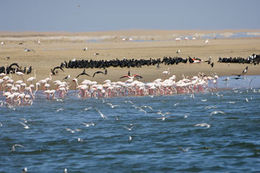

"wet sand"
[0,30,260,84]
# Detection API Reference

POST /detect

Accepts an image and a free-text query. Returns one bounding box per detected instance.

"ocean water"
[1,76,260,172]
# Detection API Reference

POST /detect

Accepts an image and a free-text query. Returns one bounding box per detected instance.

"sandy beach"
[1,30,260,84]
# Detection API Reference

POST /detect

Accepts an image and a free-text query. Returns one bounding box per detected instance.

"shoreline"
[0,30,260,85]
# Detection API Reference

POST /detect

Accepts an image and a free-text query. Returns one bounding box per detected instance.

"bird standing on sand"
[24,48,34,52]
[205,56,212,64]
[162,68,170,75]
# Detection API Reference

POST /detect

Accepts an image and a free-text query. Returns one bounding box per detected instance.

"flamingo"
[175,37,181,41]
[27,70,36,84]
[162,68,170,75]
[15,71,24,81]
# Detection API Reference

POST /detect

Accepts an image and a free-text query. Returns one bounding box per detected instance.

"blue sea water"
[0,76,260,172]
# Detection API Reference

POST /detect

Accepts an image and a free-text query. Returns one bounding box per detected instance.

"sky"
[0,0,259,32]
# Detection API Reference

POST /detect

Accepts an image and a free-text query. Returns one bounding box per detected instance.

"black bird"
[76,69,90,78]
[63,75,70,80]
[156,63,160,68]
[26,66,32,74]
[242,66,248,75]
[234,77,242,80]
[51,66,64,75]
[92,69,107,77]
[233,66,248,77]
[210,62,214,68]
[8,63,20,69]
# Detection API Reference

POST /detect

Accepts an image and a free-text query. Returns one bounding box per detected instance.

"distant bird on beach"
[83,47,88,51]
[51,65,64,75]
[242,66,248,75]
[26,66,32,74]
[120,71,142,79]
[175,37,181,41]
[211,62,214,68]
[176,49,181,54]
[205,56,212,64]
[24,48,34,52]
[63,75,70,80]
[92,69,107,77]
[162,68,170,75]
[76,69,90,78]
[204,39,209,44]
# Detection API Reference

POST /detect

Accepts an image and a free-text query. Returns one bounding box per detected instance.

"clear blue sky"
[0,0,259,32]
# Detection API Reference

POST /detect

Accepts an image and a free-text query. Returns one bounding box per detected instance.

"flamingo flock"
[0,71,218,107]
